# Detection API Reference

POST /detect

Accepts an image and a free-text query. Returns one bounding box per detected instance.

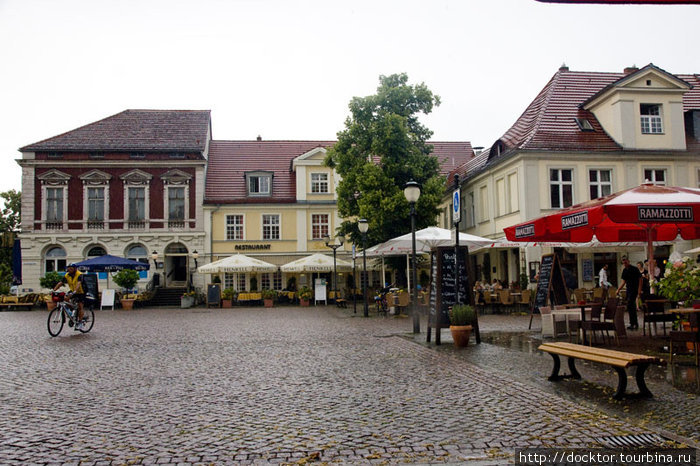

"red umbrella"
[504,184,700,273]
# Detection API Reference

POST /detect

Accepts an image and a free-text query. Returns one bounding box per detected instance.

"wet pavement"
[0,305,697,465]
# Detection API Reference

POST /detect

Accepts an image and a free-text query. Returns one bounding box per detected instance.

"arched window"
[165,243,188,254]
[126,244,149,265]
[45,247,67,273]
[87,246,107,257]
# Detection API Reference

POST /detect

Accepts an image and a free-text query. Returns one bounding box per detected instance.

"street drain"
[597,433,668,449]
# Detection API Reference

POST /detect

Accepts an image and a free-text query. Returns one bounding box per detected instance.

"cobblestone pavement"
[0,306,696,465]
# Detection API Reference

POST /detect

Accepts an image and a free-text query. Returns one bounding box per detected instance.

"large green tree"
[325,73,444,247]
[0,190,21,292]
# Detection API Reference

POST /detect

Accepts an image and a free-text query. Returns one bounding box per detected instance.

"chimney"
[256,135,262,141]
[624,66,639,75]
[559,63,569,72]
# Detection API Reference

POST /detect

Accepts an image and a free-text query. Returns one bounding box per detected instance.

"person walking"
[619,257,641,330]
[599,264,612,301]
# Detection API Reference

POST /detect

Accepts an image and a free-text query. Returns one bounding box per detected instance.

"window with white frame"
[128,187,146,226]
[261,273,271,290]
[168,186,186,227]
[262,214,280,240]
[247,173,271,196]
[640,104,663,134]
[273,271,282,290]
[479,186,488,222]
[496,177,506,217]
[87,246,106,257]
[126,244,149,265]
[550,169,573,208]
[508,172,519,213]
[465,192,476,228]
[46,187,64,229]
[87,187,105,228]
[644,169,666,185]
[226,215,244,240]
[238,274,246,291]
[311,214,329,239]
[589,169,612,200]
[44,246,66,273]
[311,173,329,193]
[224,273,234,290]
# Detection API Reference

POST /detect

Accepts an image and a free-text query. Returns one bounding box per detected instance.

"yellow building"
[204,139,474,295]
[444,64,700,289]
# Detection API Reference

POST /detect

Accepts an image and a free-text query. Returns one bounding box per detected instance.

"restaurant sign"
[234,244,272,251]
[637,206,693,222]
[515,223,536,239]
[561,211,588,230]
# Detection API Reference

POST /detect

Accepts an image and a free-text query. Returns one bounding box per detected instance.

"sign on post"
[452,190,461,224]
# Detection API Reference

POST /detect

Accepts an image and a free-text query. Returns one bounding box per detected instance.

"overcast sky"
[1,0,698,192]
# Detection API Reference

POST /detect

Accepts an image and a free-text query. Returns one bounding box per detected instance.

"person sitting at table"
[473,281,485,304]
[492,279,503,291]
[637,261,651,301]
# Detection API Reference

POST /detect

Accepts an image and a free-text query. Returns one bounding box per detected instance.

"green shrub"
[262,289,277,300]
[112,269,140,291]
[222,288,236,300]
[40,271,63,290]
[298,286,312,300]
[449,304,476,326]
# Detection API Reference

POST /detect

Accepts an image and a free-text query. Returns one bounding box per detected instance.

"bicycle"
[374,284,393,317]
[47,291,95,337]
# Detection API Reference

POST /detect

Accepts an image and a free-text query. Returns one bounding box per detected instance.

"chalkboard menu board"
[428,246,478,345]
[207,284,221,308]
[582,259,594,282]
[533,254,568,311]
[82,273,99,308]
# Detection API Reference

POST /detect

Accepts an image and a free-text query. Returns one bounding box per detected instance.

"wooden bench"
[335,298,347,308]
[538,342,666,400]
[0,302,35,311]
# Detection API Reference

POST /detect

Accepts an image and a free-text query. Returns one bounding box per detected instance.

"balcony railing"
[168,220,185,229]
[87,221,105,230]
[128,221,146,229]
[45,222,63,230]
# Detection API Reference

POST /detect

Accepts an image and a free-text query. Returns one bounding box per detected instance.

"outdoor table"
[238,292,262,302]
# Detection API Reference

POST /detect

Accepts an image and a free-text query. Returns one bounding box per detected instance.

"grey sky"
[1,0,698,192]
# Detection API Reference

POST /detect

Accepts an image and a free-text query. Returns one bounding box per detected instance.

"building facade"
[447,64,700,289]
[17,110,212,292]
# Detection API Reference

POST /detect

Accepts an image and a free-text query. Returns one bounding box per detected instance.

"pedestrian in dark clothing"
[637,261,651,300]
[619,257,641,329]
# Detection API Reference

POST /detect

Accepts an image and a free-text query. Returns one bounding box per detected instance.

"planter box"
[181,296,194,308]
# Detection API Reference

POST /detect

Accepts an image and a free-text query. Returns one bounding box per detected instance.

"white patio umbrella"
[365,226,494,256]
[684,246,700,254]
[280,253,352,273]
[197,254,278,274]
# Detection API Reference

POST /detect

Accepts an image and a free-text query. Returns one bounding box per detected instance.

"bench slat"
[540,342,664,365]
[539,346,634,367]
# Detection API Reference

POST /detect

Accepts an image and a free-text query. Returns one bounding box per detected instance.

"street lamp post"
[324,234,345,302]
[358,219,369,317]
[190,250,199,292]
[151,250,159,287]
[404,181,421,334]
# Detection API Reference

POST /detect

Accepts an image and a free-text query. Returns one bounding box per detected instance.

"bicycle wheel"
[47,308,64,337]
[79,309,95,333]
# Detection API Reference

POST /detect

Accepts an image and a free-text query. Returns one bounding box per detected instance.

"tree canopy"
[0,190,21,293]
[325,73,444,247]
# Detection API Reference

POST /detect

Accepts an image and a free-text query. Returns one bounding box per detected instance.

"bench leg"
[547,353,561,381]
[613,366,628,400]
[567,357,581,379]
[634,363,653,398]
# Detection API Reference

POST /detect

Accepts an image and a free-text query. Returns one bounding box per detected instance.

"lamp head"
[358,218,368,234]
[151,251,158,261]
[192,250,199,260]
[337,234,345,245]
[404,181,421,204]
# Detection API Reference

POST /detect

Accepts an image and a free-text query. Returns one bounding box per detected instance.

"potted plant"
[298,286,312,306]
[262,289,277,308]
[40,271,63,310]
[221,288,236,308]
[112,269,140,310]
[449,304,476,347]
[181,290,196,308]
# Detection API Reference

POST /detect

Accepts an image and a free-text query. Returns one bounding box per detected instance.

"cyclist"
[53,263,86,331]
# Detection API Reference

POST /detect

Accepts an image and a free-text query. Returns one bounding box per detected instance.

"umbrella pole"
[647,227,655,294]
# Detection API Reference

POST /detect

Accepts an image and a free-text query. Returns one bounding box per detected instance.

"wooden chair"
[395,291,410,314]
[573,288,586,303]
[577,303,606,346]
[608,287,618,300]
[592,287,604,301]
[642,298,674,336]
[518,289,531,312]
[669,313,699,366]
[497,290,513,314]
[540,306,568,337]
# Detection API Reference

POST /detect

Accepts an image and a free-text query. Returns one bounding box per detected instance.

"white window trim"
[80,170,111,231]
[310,172,329,194]
[261,213,281,240]
[311,213,330,240]
[226,214,245,241]
[121,170,152,229]
[246,171,273,196]
[588,168,613,200]
[549,168,574,209]
[42,185,67,230]
[478,184,489,224]
[640,104,664,134]
[165,185,190,229]
[642,167,668,186]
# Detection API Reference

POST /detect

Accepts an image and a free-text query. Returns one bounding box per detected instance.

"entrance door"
[164,243,189,288]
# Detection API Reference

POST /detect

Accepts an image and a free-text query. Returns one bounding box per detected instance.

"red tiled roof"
[206,140,475,204]
[497,65,700,154]
[205,141,334,204]
[20,110,211,153]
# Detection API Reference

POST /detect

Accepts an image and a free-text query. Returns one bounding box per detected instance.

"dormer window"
[311,173,329,193]
[246,171,272,196]
[640,104,663,134]
[574,118,595,132]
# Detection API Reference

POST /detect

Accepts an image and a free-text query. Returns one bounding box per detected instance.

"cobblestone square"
[0,307,696,465]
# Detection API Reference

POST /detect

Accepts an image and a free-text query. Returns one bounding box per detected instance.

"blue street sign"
[453,190,460,224]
